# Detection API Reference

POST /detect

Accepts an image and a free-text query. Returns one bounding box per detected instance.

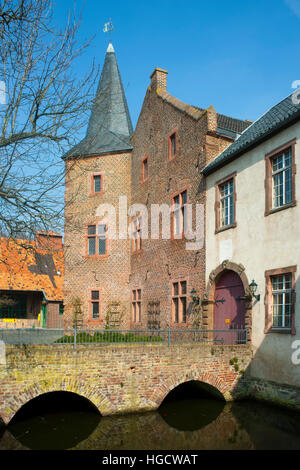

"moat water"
[1,385,300,450]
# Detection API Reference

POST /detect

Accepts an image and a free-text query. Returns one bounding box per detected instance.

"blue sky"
[54,0,300,128]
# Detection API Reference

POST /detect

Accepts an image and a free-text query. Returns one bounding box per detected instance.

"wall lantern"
[249,280,260,301]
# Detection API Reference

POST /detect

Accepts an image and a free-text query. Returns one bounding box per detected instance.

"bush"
[55,331,164,344]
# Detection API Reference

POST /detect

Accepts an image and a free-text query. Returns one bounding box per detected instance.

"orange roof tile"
[0,237,63,302]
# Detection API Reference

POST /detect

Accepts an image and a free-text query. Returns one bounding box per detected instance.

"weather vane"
[103,19,114,43]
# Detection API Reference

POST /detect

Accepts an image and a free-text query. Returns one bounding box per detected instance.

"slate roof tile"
[202,92,300,175]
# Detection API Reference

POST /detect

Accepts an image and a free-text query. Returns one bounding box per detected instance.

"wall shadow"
[228,271,300,417]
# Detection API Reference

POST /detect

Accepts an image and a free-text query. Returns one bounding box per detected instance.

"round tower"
[63,43,132,329]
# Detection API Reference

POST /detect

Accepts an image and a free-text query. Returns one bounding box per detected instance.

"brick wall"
[0,343,252,424]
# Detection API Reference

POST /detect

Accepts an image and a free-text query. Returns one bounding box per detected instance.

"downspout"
[41,291,48,328]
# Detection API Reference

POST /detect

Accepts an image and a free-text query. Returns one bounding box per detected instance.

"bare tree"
[0,0,97,239]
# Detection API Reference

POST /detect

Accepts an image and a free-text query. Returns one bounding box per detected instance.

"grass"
[55,331,165,344]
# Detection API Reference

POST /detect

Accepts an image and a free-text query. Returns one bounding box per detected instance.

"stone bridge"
[0,343,253,425]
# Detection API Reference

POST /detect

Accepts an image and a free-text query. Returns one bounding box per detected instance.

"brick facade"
[129,72,235,329]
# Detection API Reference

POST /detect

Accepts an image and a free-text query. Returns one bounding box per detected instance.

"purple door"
[213,271,246,344]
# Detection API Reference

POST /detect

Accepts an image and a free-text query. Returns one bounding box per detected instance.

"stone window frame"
[89,172,104,197]
[131,216,143,254]
[264,265,297,335]
[215,172,237,234]
[132,288,142,324]
[141,155,149,183]
[171,279,188,325]
[265,138,297,216]
[89,289,101,322]
[170,186,189,240]
[167,128,178,161]
[84,221,109,258]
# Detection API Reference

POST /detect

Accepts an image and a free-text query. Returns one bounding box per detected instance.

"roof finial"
[103,18,114,44]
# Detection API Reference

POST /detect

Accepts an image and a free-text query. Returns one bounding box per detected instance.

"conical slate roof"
[64,43,133,158]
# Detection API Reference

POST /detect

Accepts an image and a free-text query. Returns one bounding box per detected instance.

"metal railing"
[0,327,248,347]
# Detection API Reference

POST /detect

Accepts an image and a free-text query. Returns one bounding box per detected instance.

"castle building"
[63,42,250,329]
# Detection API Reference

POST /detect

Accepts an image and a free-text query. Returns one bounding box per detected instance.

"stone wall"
[0,343,252,424]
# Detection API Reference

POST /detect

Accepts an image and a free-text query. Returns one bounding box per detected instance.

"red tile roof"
[0,237,63,302]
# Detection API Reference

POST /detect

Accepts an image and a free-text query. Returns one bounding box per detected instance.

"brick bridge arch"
[149,369,231,408]
[0,377,111,425]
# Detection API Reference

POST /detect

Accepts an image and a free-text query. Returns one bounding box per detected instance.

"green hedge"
[55,331,164,344]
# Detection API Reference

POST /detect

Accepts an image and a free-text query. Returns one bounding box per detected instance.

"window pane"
[170,133,176,155]
[181,281,187,295]
[132,290,136,300]
[272,273,293,329]
[174,209,180,235]
[272,150,292,208]
[285,168,292,204]
[285,274,292,289]
[94,175,101,193]
[137,302,141,322]
[91,290,99,300]
[88,225,96,235]
[173,282,179,296]
[229,196,234,224]
[285,150,291,167]
[132,302,136,323]
[173,298,179,323]
[88,237,96,255]
[143,159,148,179]
[181,297,187,323]
[183,205,188,233]
[137,289,141,300]
[220,180,234,227]
[98,237,106,255]
[92,302,99,318]
[98,224,106,235]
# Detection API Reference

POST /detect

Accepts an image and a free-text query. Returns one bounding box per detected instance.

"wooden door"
[214,270,246,344]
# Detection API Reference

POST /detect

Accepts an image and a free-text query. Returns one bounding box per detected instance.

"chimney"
[150,68,168,91]
[35,231,63,251]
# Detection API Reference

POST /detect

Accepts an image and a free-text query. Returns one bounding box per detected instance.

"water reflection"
[1,395,300,450]
[158,380,225,432]
[232,401,300,450]
[6,391,101,450]
[159,398,224,432]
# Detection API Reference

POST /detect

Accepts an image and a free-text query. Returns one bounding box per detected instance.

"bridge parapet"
[0,343,253,425]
